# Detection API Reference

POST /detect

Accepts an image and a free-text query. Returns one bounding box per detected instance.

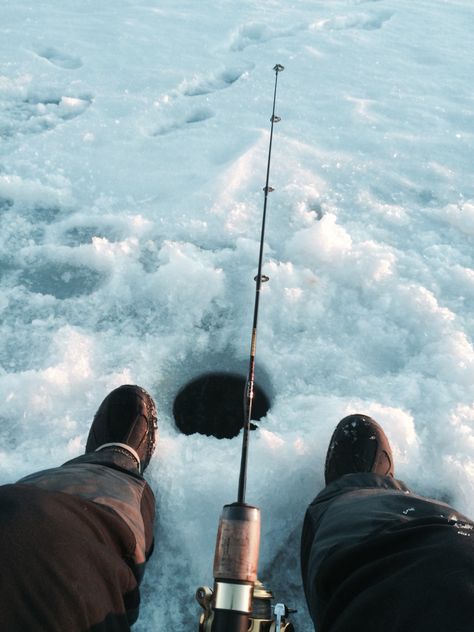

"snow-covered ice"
[0,0,473,629]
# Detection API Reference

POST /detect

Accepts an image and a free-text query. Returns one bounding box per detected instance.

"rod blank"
[237,64,284,505]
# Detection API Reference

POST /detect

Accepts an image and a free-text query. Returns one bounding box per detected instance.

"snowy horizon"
[1,0,473,629]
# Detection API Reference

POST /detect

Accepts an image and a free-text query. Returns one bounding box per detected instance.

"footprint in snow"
[152,107,214,136]
[180,64,254,97]
[185,108,214,124]
[228,22,302,52]
[150,62,252,138]
[313,11,393,31]
[37,47,83,70]
[1,94,92,138]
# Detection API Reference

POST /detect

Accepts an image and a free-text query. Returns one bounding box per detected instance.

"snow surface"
[0,0,473,629]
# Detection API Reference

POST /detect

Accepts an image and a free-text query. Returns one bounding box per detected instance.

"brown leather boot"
[86,385,158,473]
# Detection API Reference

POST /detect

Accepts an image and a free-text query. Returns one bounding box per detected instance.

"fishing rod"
[238,61,283,506]
[196,64,294,632]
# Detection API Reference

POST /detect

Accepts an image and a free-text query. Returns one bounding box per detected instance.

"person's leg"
[301,415,474,630]
[4,385,158,630]
[18,385,158,572]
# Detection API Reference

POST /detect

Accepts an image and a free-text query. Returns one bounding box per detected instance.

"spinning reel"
[197,579,294,632]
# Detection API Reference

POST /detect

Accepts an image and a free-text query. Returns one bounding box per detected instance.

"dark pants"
[301,473,474,632]
[0,450,155,631]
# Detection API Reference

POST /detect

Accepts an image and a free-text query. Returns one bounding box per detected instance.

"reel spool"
[197,579,294,632]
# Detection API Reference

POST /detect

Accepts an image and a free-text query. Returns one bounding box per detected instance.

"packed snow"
[1,0,473,629]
